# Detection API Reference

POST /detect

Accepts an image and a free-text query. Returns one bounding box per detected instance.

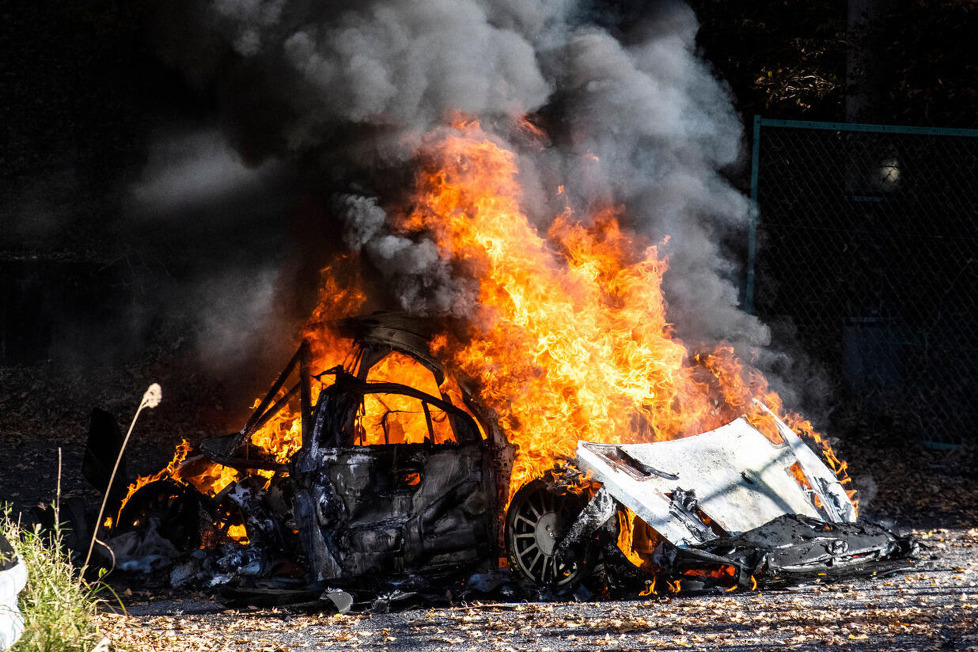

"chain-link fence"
[746,118,978,446]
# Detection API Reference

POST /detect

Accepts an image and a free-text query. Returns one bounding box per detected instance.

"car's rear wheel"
[505,479,593,589]
[114,480,203,550]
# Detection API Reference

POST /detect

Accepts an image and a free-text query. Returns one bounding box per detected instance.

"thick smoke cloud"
[150,0,791,396]
[281,3,549,123]
[156,0,556,163]
[334,194,478,317]
[534,4,766,353]
[131,129,282,216]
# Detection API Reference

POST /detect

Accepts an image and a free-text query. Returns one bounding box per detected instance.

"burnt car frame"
[98,313,916,596]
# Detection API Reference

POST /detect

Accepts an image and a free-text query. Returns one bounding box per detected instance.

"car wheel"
[505,478,593,590]
[114,479,202,550]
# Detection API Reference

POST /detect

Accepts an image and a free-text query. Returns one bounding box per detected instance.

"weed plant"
[1,506,104,652]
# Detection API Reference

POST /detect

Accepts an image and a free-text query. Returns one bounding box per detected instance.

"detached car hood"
[576,408,855,549]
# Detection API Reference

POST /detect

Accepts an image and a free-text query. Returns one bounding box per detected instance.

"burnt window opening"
[355,393,456,446]
[312,373,482,449]
[351,347,489,442]
[363,351,443,397]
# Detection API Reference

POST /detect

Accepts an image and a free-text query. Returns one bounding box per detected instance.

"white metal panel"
[760,403,856,523]
[576,416,849,547]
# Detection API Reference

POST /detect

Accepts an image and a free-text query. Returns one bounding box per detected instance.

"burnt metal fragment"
[113,480,203,552]
[665,513,919,588]
[553,487,616,567]
[83,408,126,493]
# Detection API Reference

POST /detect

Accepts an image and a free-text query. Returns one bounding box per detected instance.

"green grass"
[1,506,105,652]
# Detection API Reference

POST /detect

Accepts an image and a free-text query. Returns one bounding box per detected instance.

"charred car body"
[91,313,917,601]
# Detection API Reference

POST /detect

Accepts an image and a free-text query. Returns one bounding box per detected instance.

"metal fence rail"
[747,118,978,445]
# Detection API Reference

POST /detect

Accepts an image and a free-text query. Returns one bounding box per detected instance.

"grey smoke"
[281,6,549,123]
[542,7,765,353]
[213,0,286,56]
[335,194,478,317]
[131,129,281,215]
[152,0,812,408]
[124,125,304,378]
[192,264,288,368]
[162,0,555,160]
[336,193,387,251]
[853,474,878,512]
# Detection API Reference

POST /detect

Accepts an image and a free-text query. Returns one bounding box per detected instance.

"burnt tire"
[505,479,593,590]
[114,480,202,551]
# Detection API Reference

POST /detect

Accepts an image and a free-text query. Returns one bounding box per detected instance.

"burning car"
[78,105,916,603]
[89,312,916,602]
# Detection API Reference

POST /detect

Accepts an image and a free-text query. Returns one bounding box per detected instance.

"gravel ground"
[2,360,977,651]
[95,527,978,651]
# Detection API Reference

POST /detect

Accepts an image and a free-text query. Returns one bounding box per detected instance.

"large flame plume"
[400,124,852,503]
[114,122,854,540]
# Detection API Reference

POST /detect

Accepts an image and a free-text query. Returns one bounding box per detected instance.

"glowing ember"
[226,524,249,543]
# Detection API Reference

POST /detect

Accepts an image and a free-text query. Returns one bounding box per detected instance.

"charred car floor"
[79,313,918,609]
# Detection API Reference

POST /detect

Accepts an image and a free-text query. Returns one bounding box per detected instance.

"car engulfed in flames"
[93,312,916,603]
[88,124,919,602]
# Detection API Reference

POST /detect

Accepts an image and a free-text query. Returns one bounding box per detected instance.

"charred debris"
[65,313,917,611]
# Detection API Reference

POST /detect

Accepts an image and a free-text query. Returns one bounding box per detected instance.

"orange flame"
[119,121,855,551]
[114,439,193,521]
[616,509,647,569]
[113,262,367,543]
[401,124,853,506]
